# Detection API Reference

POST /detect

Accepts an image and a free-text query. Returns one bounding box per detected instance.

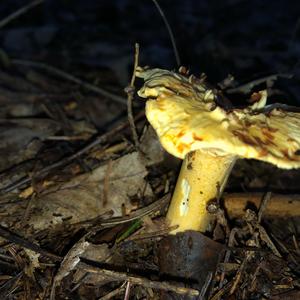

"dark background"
[0,0,300,104]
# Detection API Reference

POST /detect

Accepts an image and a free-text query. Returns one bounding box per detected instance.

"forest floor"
[0,1,299,299]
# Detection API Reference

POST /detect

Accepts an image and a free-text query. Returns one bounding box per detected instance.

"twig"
[209,281,232,300]
[0,225,61,262]
[199,272,213,299]
[229,258,247,295]
[292,235,299,252]
[258,226,282,257]
[0,271,23,296]
[218,228,239,289]
[79,262,200,296]
[99,283,126,300]
[0,0,44,29]
[45,135,91,141]
[0,110,144,194]
[123,281,131,300]
[270,233,298,265]
[11,59,127,105]
[249,263,262,292]
[151,0,181,66]
[70,273,90,293]
[226,73,293,94]
[257,191,272,223]
[125,43,140,148]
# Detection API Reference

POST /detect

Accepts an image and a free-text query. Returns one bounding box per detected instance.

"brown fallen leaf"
[27,151,153,231]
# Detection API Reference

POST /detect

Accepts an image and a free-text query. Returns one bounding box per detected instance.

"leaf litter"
[0,1,299,299]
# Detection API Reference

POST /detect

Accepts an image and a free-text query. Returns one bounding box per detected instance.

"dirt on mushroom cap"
[137,67,300,169]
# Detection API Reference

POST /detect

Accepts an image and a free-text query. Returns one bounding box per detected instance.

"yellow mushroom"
[137,67,300,234]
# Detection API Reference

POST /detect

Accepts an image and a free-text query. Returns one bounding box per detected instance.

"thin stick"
[0,271,23,295]
[151,0,181,66]
[292,235,299,251]
[0,0,44,29]
[218,228,239,289]
[226,73,292,94]
[209,281,232,300]
[0,111,144,194]
[270,233,298,265]
[45,135,90,141]
[123,281,131,300]
[79,262,199,296]
[199,272,213,299]
[258,226,282,257]
[229,258,247,295]
[12,59,127,105]
[99,283,126,300]
[0,225,61,262]
[257,192,272,223]
[125,43,140,148]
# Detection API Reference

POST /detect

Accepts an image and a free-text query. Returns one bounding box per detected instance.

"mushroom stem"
[167,150,237,234]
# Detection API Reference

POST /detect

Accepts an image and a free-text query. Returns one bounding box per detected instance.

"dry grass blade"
[99,193,170,227]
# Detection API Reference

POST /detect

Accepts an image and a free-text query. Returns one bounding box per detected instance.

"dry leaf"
[27,152,153,230]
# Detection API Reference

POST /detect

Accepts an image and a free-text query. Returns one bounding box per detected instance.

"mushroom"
[137,67,300,234]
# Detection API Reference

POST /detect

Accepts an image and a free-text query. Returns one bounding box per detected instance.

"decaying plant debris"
[0,63,299,300]
[0,1,300,300]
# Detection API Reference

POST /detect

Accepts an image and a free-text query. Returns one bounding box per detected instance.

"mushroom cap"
[137,67,300,169]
